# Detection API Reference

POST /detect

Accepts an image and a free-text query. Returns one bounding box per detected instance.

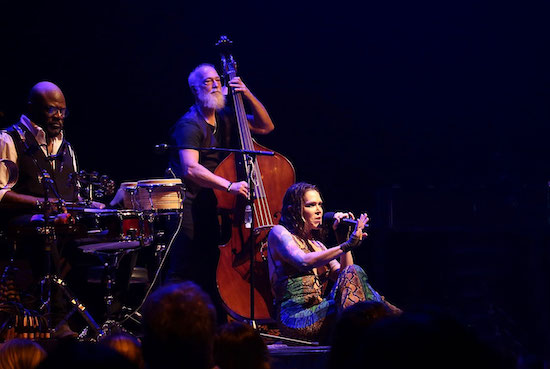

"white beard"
[198,90,226,110]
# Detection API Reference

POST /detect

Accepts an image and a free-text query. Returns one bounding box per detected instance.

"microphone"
[323,212,368,228]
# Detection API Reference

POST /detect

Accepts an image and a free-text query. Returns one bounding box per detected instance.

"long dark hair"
[279,182,323,240]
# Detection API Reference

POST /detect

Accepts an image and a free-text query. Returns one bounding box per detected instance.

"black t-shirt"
[169,105,234,200]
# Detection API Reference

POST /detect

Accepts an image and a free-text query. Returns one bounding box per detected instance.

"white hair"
[188,63,217,89]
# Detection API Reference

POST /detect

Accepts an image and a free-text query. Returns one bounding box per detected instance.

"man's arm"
[0,131,39,208]
[180,149,249,197]
[229,77,274,135]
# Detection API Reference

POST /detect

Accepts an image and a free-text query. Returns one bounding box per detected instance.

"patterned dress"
[269,234,384,341]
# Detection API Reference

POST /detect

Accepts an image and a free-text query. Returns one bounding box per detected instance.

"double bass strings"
[232,85,273,229]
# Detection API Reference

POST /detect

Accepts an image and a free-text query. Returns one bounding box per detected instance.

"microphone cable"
[118,211,185,325]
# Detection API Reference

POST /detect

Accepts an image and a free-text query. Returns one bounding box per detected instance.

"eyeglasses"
[45,106,69,118]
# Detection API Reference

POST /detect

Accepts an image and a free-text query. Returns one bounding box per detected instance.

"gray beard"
[199,91,226,110]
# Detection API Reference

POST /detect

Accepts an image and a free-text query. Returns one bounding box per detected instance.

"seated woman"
[267,182,399,342]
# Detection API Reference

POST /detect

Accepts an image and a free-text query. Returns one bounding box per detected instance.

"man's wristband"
[226,182,233,192]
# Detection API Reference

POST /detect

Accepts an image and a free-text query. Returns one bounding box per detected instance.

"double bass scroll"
[214,36,296,322]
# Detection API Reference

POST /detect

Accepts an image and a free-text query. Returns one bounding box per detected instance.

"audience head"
[36,340,137,369]
[343,308,504,369]
[214,321,270,369]
[328,300,393,369]
[141,281,217,369]
[99,332,145,369]
[0,338,47,369]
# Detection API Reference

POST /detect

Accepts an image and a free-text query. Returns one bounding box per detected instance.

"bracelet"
[35,199,42,210]
[226,182,233,192]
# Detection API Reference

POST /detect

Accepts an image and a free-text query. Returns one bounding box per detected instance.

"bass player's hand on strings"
[227,180,249,198]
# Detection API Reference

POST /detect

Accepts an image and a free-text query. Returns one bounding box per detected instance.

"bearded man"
[166,64,274,317]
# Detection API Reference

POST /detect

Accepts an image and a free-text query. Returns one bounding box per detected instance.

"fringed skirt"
[277,265,383,341]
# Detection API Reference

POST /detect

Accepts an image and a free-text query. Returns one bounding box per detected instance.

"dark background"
[1,0,549,361]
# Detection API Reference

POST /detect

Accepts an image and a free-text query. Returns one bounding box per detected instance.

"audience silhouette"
[214,321,270,369]
[141,281,217,369]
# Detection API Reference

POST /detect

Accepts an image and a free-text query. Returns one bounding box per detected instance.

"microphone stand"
[243,153,257,327]
[154,143,273,327]
[154,143,274,158]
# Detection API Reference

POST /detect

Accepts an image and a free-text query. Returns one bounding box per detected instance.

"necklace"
[196,104,217,135]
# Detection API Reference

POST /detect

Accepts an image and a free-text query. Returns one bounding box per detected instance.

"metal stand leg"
[93,248,139,339]
[45,274,104,337]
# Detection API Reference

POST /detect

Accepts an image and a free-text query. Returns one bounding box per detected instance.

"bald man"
[0,81,78,210]
[0,81,85,338]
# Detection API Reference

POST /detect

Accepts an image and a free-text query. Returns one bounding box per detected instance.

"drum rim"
[137,183,184,188]
[137,178,182,183]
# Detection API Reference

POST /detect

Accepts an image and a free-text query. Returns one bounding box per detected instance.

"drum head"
[136,178,183,188]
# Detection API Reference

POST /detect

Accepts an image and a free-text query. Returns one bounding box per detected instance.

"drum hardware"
[121,182,138,209]
[73,209,152,248]
[32,170,103,337]
[78,241,142,338]
[60,176,187,337]
[72,204,183,338]
[40,275,104,338]
[70,170,116,204]
[117,210,185,329]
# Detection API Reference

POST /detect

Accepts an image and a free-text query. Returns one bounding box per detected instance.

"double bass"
[214,36,295,322]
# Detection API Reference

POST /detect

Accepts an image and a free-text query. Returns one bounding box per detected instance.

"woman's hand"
[331,211,354,231]
[351,213,369,240]
[339,213,370,253]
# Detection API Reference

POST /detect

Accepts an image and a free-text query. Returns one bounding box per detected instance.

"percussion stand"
[36,171,103,337]
[92,246,138,337]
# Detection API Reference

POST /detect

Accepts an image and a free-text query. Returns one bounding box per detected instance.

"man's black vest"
[6,122,77,201]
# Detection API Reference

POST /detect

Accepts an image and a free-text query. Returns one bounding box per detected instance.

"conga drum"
[135,178,185,214]
[119,181,138,209]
